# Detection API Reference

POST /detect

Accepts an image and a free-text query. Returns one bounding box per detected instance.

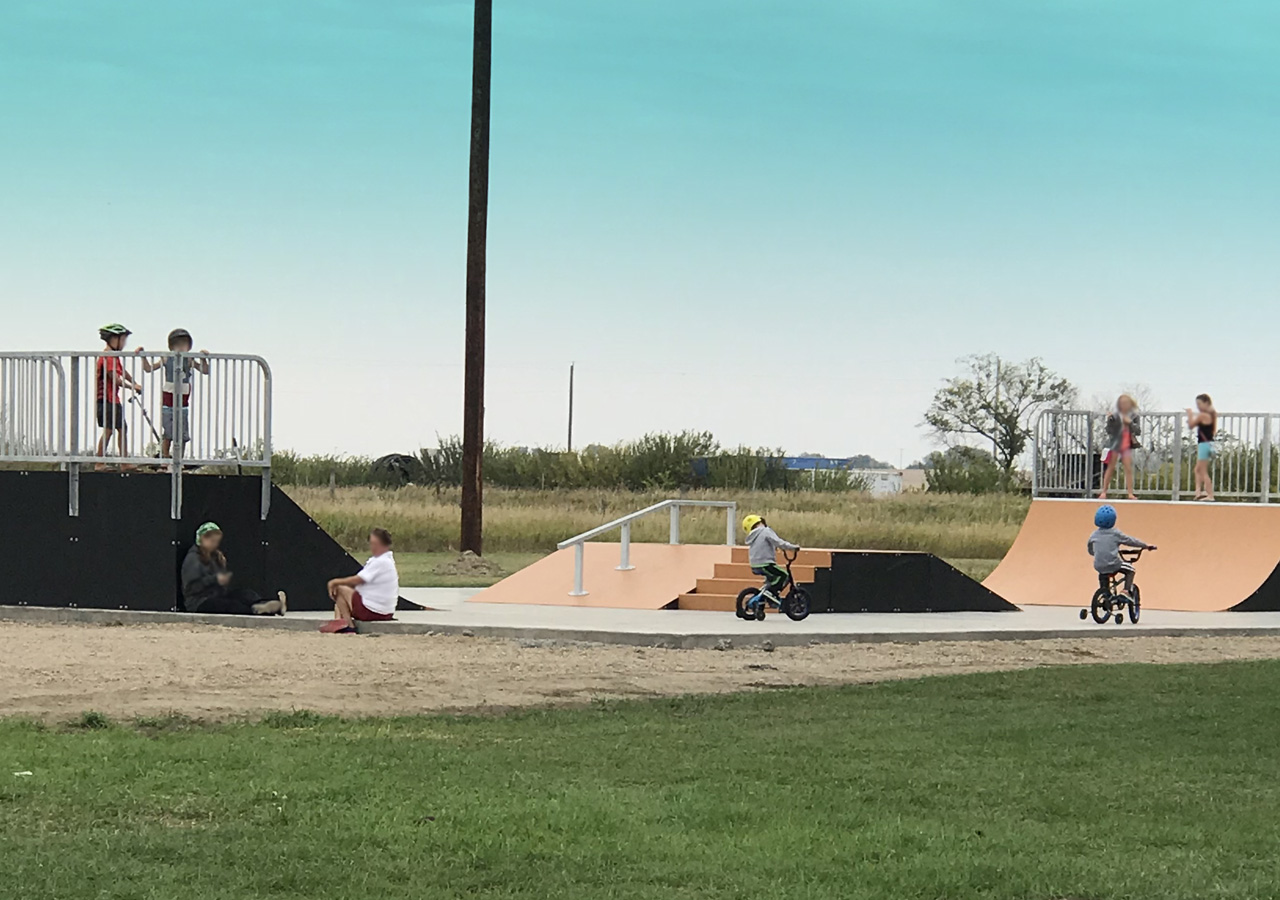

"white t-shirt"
[356,551,399,615]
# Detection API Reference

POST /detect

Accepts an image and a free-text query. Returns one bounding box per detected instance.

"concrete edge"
[6,605,1280,649]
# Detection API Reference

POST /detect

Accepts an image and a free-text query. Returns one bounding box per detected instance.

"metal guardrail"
[556,499,738,596]
[1033,409,1276,502]
[0,351,273,518]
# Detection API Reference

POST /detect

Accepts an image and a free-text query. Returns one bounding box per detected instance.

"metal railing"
[556,499,738,596]
[1033,409,1277,502]
[0,351,272,518]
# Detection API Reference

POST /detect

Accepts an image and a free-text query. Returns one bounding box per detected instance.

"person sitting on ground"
[1186,393,1218,502]
[139,328,210,458]
[1087,505,1155,598]
[321,528,399,633]
[181,522,285,616]
[1099,393,1142,500]
[95,323,144,470]
[743,514,799,604]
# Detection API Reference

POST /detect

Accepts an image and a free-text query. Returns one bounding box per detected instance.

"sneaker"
[319,618,355,634]
[251,599,283,615]
[276,591,288,616]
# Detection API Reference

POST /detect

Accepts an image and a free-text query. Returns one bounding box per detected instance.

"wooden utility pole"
[461,0,492,555]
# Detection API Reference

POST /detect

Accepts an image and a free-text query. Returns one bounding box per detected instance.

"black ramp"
[264,484,363,611]
[1229,562,1280,612]
[824,551,1017,613]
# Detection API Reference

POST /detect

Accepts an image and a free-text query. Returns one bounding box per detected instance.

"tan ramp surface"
[470,542,732,609]
[984,499,1280,612]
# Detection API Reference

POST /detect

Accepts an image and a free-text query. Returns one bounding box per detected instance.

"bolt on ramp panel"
[983,498,1280,612]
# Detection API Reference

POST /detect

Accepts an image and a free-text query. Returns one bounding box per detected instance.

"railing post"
[68,356,81,517]
[170,353,184,520]
[1261,417,1272,504]
[617,522,634,570]
[1085,412,1095,497]
[570,542,587,596]
[726,502,737,545]
[669,504,680,545]
[1171,414,1183,502]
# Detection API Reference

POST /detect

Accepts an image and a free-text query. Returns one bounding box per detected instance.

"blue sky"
[2,1,1277,462]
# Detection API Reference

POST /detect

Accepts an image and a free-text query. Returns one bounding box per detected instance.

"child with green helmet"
[94,324,143,468]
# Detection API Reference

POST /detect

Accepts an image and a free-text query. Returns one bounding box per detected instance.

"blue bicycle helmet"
[1094,505,1117,528]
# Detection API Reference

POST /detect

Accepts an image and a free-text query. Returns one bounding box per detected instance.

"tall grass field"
[3,662,1280,898]
[289,486,1029,563]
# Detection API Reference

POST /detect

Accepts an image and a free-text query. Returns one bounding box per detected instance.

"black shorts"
[96,400,125,430]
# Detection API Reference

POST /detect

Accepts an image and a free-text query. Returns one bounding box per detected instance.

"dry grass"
[287,486,1029,559]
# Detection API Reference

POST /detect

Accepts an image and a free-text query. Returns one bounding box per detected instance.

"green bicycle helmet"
[99,323,132,341]
[195,522,222,542]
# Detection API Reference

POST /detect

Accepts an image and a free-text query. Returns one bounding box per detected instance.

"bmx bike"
[1080,547,1153,626]
[735,548,811,622]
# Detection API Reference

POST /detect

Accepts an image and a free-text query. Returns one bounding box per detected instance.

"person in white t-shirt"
[320,528,399,633]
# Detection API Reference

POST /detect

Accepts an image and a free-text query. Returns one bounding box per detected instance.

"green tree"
[925,354,1076,480]
[925,446,1005,494]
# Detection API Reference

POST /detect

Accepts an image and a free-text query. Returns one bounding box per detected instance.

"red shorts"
[351,590,394,622]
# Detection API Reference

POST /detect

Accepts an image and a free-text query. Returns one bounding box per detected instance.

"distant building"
[781,457,927,496]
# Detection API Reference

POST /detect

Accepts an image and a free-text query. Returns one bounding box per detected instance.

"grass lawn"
[369,550,546,588]
[4,661,1280,898]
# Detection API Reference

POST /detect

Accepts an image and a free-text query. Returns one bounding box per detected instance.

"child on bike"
[1087,505,1155,596]
[743,514,799,605]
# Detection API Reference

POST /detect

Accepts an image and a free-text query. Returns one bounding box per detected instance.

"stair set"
[678,547,832,612]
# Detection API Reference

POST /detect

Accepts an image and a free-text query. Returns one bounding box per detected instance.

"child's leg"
[1123,455,1136,498]
[1099,456,1117,498]
[161,439,172,458]
[96,427,111,457]
[1120,565,1135,595]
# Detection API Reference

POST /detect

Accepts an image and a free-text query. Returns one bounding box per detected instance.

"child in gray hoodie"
[1087,504,1155,596]
[744,514,799,605]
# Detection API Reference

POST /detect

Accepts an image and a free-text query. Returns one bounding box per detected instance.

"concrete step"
[731,547,832,567]
[678,592,779,613]
[713,562,818,582]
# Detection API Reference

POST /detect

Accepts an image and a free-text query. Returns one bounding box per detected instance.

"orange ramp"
[469,542,732,609]
[984,499,1280,612]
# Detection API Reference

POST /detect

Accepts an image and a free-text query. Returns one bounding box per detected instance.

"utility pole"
[461,0,492,555]
[567,363,575,451]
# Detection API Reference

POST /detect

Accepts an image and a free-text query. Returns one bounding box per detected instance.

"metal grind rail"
[557,499,738,596]
[0,351,272,519]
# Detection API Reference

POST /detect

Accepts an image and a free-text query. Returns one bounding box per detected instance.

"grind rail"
[557,499,738,596]
[0,351,272,518]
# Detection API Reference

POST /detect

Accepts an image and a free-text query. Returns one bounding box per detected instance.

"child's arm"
[1186,409,1203,428]
[1087,538,1096,556]
[196,350,211,375]
[1115,531,1151,550]
[768,530,799,552]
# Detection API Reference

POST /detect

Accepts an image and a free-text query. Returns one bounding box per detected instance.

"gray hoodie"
[746,525,799,567]
[1087,527,1150,573]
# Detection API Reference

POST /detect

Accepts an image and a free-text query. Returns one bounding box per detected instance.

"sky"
[1,1,1277,464]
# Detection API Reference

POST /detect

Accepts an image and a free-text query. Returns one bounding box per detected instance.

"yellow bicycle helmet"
[741,514,763,534]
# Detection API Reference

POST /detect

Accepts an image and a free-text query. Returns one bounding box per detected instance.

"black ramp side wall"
[0,471,359,612]
[1229,562,1280,612]
[824,552,1017,613]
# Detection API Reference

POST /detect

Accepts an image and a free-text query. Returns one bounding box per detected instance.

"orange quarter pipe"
[984,499,1280,612]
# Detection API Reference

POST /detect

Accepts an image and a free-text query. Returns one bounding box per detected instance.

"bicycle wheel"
[784,587,811,621]
[1129,585,1141,624]
[735,588,758,620]
[1090,588,1113,624]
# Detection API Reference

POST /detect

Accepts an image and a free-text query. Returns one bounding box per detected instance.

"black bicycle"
[1080,547,1153,625]
[735,548,811,622]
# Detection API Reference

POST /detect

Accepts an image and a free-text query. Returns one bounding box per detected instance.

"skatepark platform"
[986,498,1280,612]
[472,542,1015,613]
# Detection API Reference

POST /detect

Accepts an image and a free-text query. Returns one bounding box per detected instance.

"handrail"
[556,499,738,597]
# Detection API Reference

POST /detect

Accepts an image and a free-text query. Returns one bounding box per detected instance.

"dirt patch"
[5,623,1280,722]
[432,551,504,578]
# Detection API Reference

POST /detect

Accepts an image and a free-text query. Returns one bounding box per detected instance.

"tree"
[925,354,1077,479]
[925,446,1005,494]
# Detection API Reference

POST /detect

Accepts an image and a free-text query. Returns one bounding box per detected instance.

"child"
[140,328,210,458]
[743,514,799,604]
[1087,505,1154,597]
[1099,394,1141,500]
[1186,393,1217,502]
[94,323,143,469]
